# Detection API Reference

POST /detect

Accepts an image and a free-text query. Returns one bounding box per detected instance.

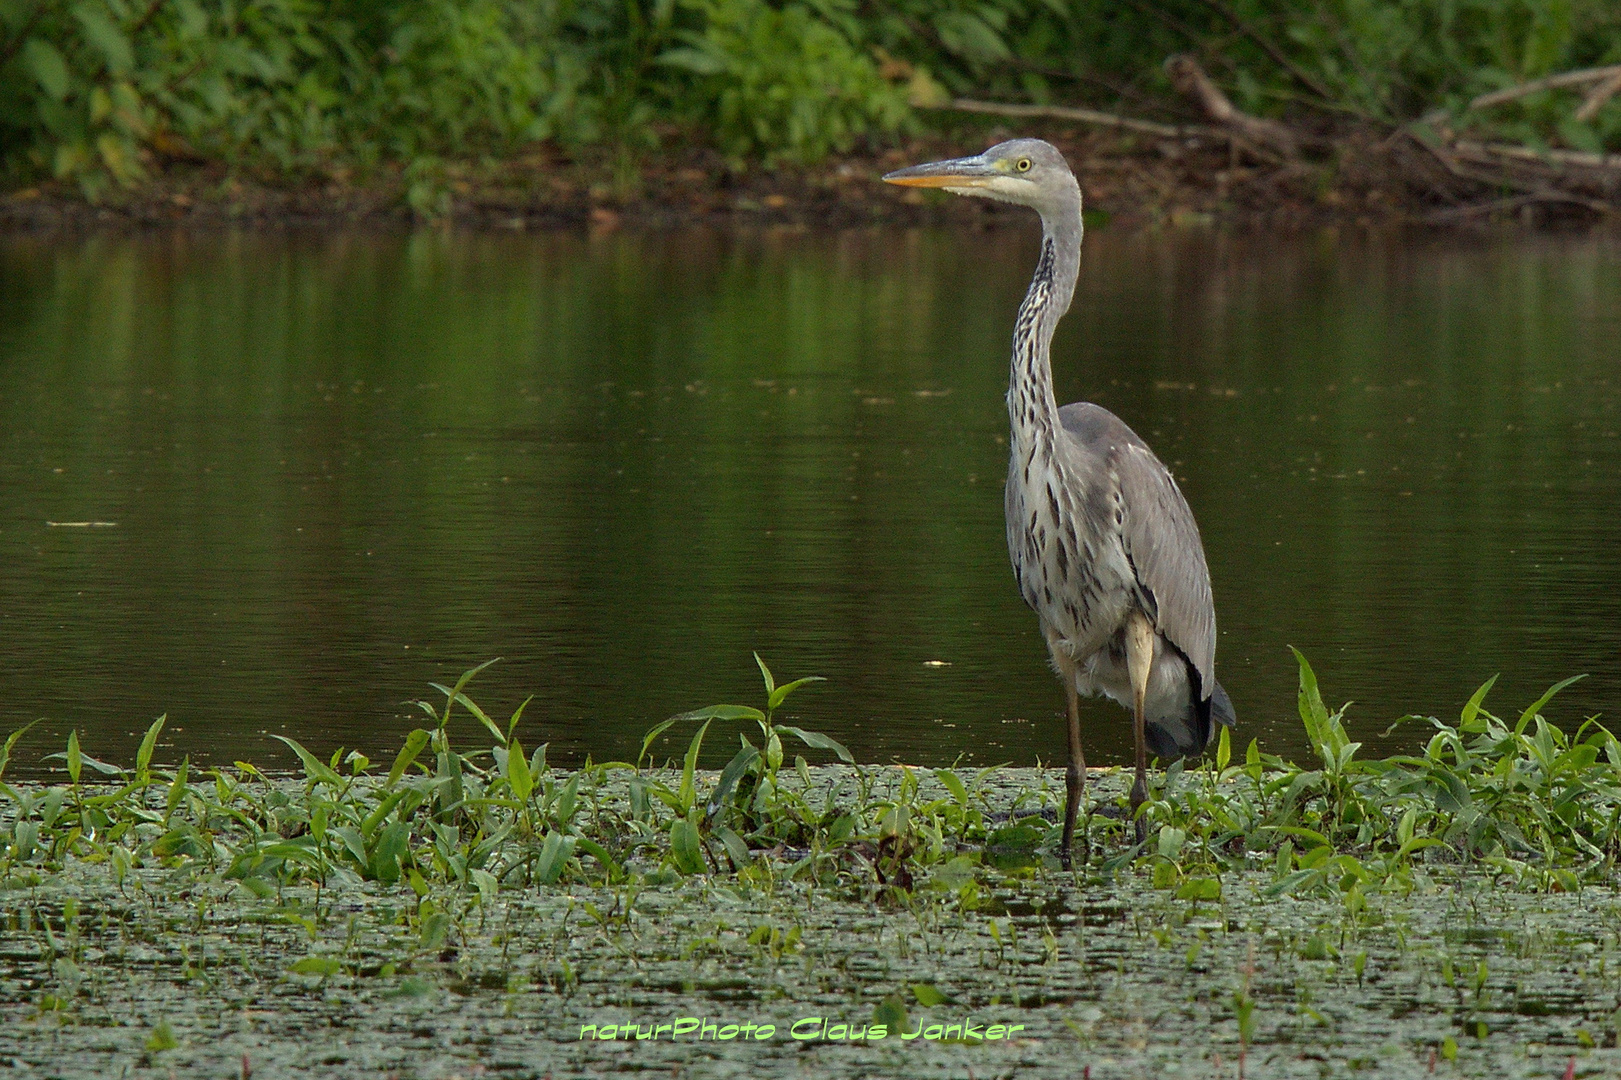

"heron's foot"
[1129,771,1149,846]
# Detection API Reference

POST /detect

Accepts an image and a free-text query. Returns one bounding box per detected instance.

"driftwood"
[1163,54,1299,157]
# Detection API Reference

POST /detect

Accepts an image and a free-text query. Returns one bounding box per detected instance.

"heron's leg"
[1061,675,1086,869]
[1125,611,1155,845]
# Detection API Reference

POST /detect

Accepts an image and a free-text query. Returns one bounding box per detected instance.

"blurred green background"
[0,0,1618,199]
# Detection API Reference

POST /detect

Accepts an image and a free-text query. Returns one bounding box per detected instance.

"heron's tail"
[1208,679,1236,731]
[1144,677,1235,762]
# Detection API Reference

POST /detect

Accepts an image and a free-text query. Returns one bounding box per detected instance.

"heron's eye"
[1016,158,1032,172]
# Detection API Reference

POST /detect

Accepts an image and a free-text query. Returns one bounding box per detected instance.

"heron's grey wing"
[1057,403,1216,697]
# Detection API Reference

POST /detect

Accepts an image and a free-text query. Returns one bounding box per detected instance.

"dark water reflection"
[1,227,1618,773]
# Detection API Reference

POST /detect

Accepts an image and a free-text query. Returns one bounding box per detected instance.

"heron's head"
[882,138,1078,217]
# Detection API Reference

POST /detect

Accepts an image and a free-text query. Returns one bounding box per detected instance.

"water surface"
[1,227,1617,770]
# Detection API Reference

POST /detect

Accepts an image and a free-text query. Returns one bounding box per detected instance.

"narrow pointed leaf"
[777,725,854,764]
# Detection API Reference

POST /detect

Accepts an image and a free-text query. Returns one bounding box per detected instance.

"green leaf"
[934,768,969,805]
[1215,724,1231,772]
[507,736,534,803]
[671,704,769,725]
[768,676,825,712]
[271,735,345,789]
[1176,877,1222,902]
[534,830,576,885]
[669,817,706,875]
[290,955,342,977]
[74,5,134,75]
[1459,674,1499,729]
[706,744,760,820]
[755,652,775,696]
[1514,674,1585,735]
[145,1021,179,1052]
[911,982,953,1006]
[386,729,431,790]
[361,787,416,839]
[455,691,506,746]
[0,720,40,782]
[1290,647,1333,759]
[432,658,501,727]
[573,836,622,879]
[638,716,683,768]
[506,695,533,742]
[713,824,752,868]
[164,757,189,820]
[65,730,81,785]
[873,994,908,1032]
[555,771,580,826]
[777,725,854,764]
[136,715,166,780]
[368,820,411,882]
[23,40,70,102]
[1396,836,1449,861]
[679,720,713,812]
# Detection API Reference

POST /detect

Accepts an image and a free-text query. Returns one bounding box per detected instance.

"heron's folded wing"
[1114,441,1217,697]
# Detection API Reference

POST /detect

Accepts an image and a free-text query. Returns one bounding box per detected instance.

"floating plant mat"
[1,771,1619,1079]
[3,656,1620,1076]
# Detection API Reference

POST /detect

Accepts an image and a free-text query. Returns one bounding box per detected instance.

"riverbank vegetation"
[1,1,1619,226]
[2,654,1619,1074]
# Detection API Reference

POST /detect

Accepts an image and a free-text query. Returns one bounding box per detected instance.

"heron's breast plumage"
[1006,427,1135,659]
[1002,250,1136,658]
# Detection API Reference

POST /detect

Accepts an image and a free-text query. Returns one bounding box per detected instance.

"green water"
[0,227,1617,771]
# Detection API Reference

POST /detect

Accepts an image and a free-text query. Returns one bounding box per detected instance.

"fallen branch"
[1574,70,1621,123]
[1423,190,1613,224]
[1453,139,1621,173]
[1467,64,1621,111]
[936,98,1204,140]
[1163,54,1300,157]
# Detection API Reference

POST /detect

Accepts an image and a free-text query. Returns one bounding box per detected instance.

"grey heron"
[884,139,1235,860]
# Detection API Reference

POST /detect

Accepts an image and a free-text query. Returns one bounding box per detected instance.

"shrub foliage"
[0,1,1617,193]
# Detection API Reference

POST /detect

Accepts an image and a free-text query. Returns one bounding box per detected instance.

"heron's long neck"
[1008,201,1082,453]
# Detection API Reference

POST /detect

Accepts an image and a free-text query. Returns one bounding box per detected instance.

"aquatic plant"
[0,650,1612,905]
[3,652,1619,1077]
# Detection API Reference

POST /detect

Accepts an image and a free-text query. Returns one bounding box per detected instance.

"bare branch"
[1453,139,1621,173]
[1574,70,1621,124]
[1467,65,1621,111]
[936,98,1206,140]
[1163,54,1299,157]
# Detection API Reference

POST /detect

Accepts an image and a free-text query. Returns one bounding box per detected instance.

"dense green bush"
[0,0,1616,197]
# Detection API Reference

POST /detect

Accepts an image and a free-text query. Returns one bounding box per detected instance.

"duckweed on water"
[2,653,1620,1078]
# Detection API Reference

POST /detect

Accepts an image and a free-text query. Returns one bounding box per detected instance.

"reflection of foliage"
[0,0,1617,195]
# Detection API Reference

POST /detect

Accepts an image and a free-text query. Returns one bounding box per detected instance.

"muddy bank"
[4,121,1618,235]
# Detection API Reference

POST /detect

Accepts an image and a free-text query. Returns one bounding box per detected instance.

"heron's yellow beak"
[882,155,997,188]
